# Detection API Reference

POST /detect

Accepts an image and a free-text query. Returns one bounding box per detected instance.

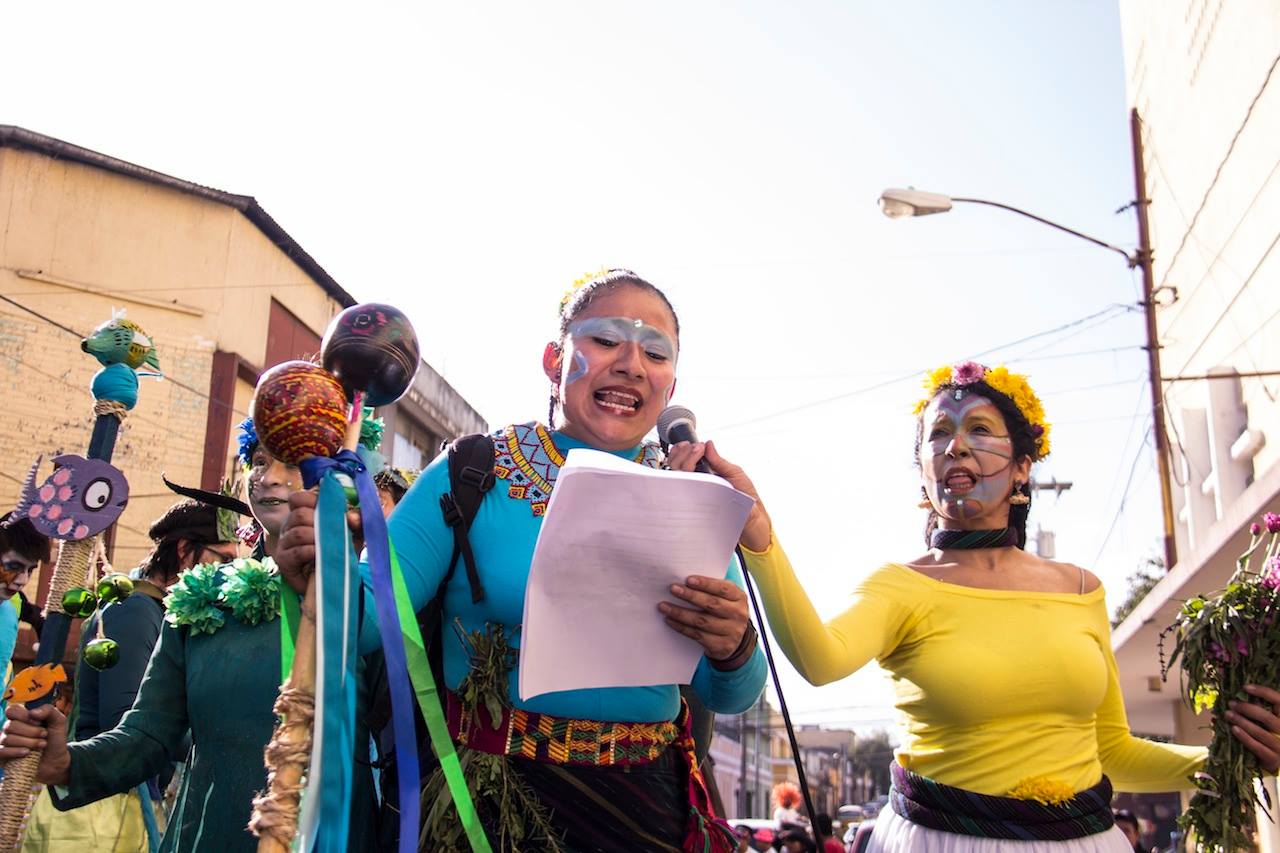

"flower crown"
[559,267,614,316]
[912,361,1052,460]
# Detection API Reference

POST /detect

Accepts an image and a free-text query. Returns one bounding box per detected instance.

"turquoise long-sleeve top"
[359,422,766,722]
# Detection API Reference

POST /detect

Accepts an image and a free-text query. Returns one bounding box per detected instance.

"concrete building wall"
[0,135,484,603]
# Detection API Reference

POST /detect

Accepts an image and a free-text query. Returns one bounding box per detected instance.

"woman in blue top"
[280,269,766,851]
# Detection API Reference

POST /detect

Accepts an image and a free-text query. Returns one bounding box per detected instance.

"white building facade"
[1116,2,1280,848]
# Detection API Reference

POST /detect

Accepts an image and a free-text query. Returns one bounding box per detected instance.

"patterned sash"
[889,763,1116,840]
[446,692,736,852]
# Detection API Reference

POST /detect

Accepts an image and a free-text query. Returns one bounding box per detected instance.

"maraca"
[320,303,420,407]
[251,361,349,465]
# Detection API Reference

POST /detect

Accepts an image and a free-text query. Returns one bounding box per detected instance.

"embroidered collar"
[163,556,282,635]
[492,422,661,516]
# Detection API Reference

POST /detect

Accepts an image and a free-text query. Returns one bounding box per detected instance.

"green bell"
[83,637,120,670]
[95,573,134,605]
[61,587,98,619]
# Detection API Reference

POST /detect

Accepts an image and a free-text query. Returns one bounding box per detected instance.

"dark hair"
[1113,808,1139,829]
[548,268,681,426]
[813,812,834,836]
[915,380,1037,549]
[141,500,224,584]
[0,511,51,564]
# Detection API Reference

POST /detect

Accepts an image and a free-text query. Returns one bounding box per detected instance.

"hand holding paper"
[518,448,755,701]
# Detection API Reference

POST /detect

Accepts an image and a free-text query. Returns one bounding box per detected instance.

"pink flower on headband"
[952,361,986,386]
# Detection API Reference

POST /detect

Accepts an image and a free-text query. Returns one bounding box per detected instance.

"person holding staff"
[278,269,766,852]
[665,360,1280,852]
[0,418,379,853]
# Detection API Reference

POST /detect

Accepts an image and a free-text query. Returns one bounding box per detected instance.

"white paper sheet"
[517,447,756,701]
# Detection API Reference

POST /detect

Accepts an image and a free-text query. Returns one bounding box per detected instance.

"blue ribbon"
[301,450,419,853]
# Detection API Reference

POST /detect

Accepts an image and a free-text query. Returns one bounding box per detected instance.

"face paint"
[921,392,1017,521]
[567,316,677,364]
[565,350,589,385]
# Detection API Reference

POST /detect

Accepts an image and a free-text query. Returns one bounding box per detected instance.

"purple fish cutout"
[13,455,130,540]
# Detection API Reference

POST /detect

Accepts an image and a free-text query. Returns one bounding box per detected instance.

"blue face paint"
[921,392,1017,522]
[565,350,590,385]
[567,316,677,364]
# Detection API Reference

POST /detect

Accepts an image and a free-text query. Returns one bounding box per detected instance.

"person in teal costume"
[0,420,378,852]
[0,513,49,719]
[280,270,767,851]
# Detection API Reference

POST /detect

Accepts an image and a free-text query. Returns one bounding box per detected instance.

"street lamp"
[879,110,1179,573]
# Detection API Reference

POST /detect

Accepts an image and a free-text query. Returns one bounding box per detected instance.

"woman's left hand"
[1226,684,1280,774]
[659,575,750,661]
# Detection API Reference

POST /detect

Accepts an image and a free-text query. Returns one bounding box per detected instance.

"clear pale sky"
[5,1,1157,728]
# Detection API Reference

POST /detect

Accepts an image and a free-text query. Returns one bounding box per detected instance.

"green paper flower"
[220,557,282,626]
[360,408,384,452]
[164,562,227,635]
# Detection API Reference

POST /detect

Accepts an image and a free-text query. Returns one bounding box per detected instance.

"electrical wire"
[1091,424,1154,568]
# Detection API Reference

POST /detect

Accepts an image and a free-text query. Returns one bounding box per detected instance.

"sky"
[3,1,1161,730]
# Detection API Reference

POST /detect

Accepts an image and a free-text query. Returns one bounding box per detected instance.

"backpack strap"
[439,433,495,605]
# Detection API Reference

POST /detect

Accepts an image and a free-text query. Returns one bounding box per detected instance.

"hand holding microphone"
[656,407,773,554]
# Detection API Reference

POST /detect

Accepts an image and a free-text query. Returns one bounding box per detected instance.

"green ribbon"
[389,540,491,853]
[280,583,301,685]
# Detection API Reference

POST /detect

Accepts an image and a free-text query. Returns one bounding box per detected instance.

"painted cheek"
[565,350,589,385]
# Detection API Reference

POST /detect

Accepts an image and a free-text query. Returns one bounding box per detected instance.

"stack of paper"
[518,448,756,701]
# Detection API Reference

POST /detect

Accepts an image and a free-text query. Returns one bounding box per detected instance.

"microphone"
[657,405,712,474]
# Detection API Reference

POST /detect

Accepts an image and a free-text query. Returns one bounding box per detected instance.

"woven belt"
[889,763,1116,841]
[445,691,679,767]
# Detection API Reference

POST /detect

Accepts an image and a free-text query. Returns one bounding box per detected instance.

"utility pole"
[1131,107,1179,572]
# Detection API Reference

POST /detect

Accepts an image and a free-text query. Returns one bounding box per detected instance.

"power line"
[1091,424,1153,568]
[0,293,247,419]
[712,305,1140,433]
[1160,52,1280,281]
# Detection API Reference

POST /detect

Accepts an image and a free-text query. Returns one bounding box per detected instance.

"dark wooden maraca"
[320,303,420,408]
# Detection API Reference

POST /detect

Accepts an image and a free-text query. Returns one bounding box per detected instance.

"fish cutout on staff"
[13,454,130,540]
[80,310,161,372]
[3,664,67,704]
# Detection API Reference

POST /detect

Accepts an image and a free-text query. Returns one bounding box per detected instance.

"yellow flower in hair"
[559,267,614,315]
[912,361,1052,459]
[1007,776,1076,805]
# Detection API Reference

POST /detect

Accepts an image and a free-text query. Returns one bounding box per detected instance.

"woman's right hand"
[0,704,71,785]
[665,440,772,552]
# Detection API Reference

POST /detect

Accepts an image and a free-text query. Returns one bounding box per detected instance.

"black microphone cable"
[734,544,819,827]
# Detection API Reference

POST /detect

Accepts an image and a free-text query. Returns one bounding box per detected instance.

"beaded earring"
[917,487,933,509]
[1009,483,1030,505]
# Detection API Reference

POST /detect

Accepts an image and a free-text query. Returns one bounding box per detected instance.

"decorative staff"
[251,304,434,853]
[0,311,157,850]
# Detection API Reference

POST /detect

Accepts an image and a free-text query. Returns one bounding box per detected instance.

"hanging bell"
[61,587,98,619]
[83,637,120,670]
[95,573,134,605]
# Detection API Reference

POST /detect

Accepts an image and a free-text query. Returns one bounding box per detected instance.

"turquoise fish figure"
[80,310,161,372]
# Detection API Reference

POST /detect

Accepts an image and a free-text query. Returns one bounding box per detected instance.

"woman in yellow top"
[661,361,1280,851]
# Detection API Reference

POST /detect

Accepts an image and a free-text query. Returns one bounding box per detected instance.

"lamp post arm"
[950,197,1137,266]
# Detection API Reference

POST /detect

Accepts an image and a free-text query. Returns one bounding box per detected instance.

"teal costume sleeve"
[688,553,766,715]
[357,453,452,655]
[52,621,188,810]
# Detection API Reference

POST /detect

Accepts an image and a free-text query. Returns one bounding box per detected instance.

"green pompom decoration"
[61,587,98,619]
[95,573,134,604]
[220,557,281,626]
[359,407,384,452]
[84,638,120,670]
[164,563,227,635]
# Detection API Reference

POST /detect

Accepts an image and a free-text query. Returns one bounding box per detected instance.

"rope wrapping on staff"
[250,684,316,845]
[92,400,130,421]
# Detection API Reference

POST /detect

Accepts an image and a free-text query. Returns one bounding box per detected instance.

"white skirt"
[866,806,1133,853]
